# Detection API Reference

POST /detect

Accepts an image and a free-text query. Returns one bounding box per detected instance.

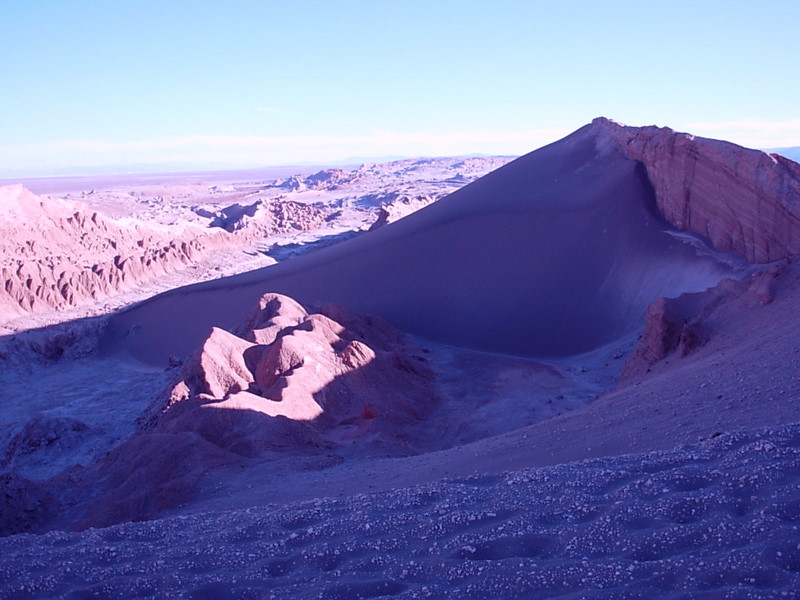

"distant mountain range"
[0,154,510,179]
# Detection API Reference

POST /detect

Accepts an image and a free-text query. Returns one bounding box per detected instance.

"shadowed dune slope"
[101,122,737,366]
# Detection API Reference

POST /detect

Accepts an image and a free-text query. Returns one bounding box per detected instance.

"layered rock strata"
[594,117,800,263]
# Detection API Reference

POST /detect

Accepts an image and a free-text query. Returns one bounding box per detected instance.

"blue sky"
[1,0,798,176]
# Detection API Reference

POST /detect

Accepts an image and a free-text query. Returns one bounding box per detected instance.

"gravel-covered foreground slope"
[1,422,798,599]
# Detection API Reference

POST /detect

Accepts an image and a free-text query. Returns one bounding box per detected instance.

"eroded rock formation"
[621,292,716,380]
[153,292,436,451]
[206,198,327,237]
[594,117,800,263]
[622,260,797,380]
[46,293,437,530]
[274,168,362,192]
[0,185,227,322]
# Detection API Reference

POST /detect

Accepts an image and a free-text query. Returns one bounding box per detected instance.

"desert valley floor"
[1,119,799,599]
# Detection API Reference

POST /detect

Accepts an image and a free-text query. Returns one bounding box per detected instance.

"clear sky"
[1,0,799,176]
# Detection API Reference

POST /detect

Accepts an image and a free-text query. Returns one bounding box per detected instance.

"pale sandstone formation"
[205,198,327,237]
[593,117,800,263]
[0,184,228,322]
[274,168,362,192]
[368,193,438,231]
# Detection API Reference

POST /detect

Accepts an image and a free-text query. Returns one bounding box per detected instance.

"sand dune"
[101,121,741,366]
[0,157,510,337]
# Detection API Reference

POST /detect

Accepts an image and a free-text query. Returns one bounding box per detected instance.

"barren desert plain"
[1,118,800,599]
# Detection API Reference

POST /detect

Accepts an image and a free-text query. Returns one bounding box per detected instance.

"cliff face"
[593,117,800,263]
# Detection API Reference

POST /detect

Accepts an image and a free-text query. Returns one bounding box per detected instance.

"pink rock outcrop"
[594,117,800,263]
[621,293,714,380]
[156,292,437,450]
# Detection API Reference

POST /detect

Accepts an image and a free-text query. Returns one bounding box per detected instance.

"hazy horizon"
[2,0,799,177]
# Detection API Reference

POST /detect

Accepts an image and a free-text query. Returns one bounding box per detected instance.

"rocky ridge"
[594,117,800,263]
[0,185,229,323]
